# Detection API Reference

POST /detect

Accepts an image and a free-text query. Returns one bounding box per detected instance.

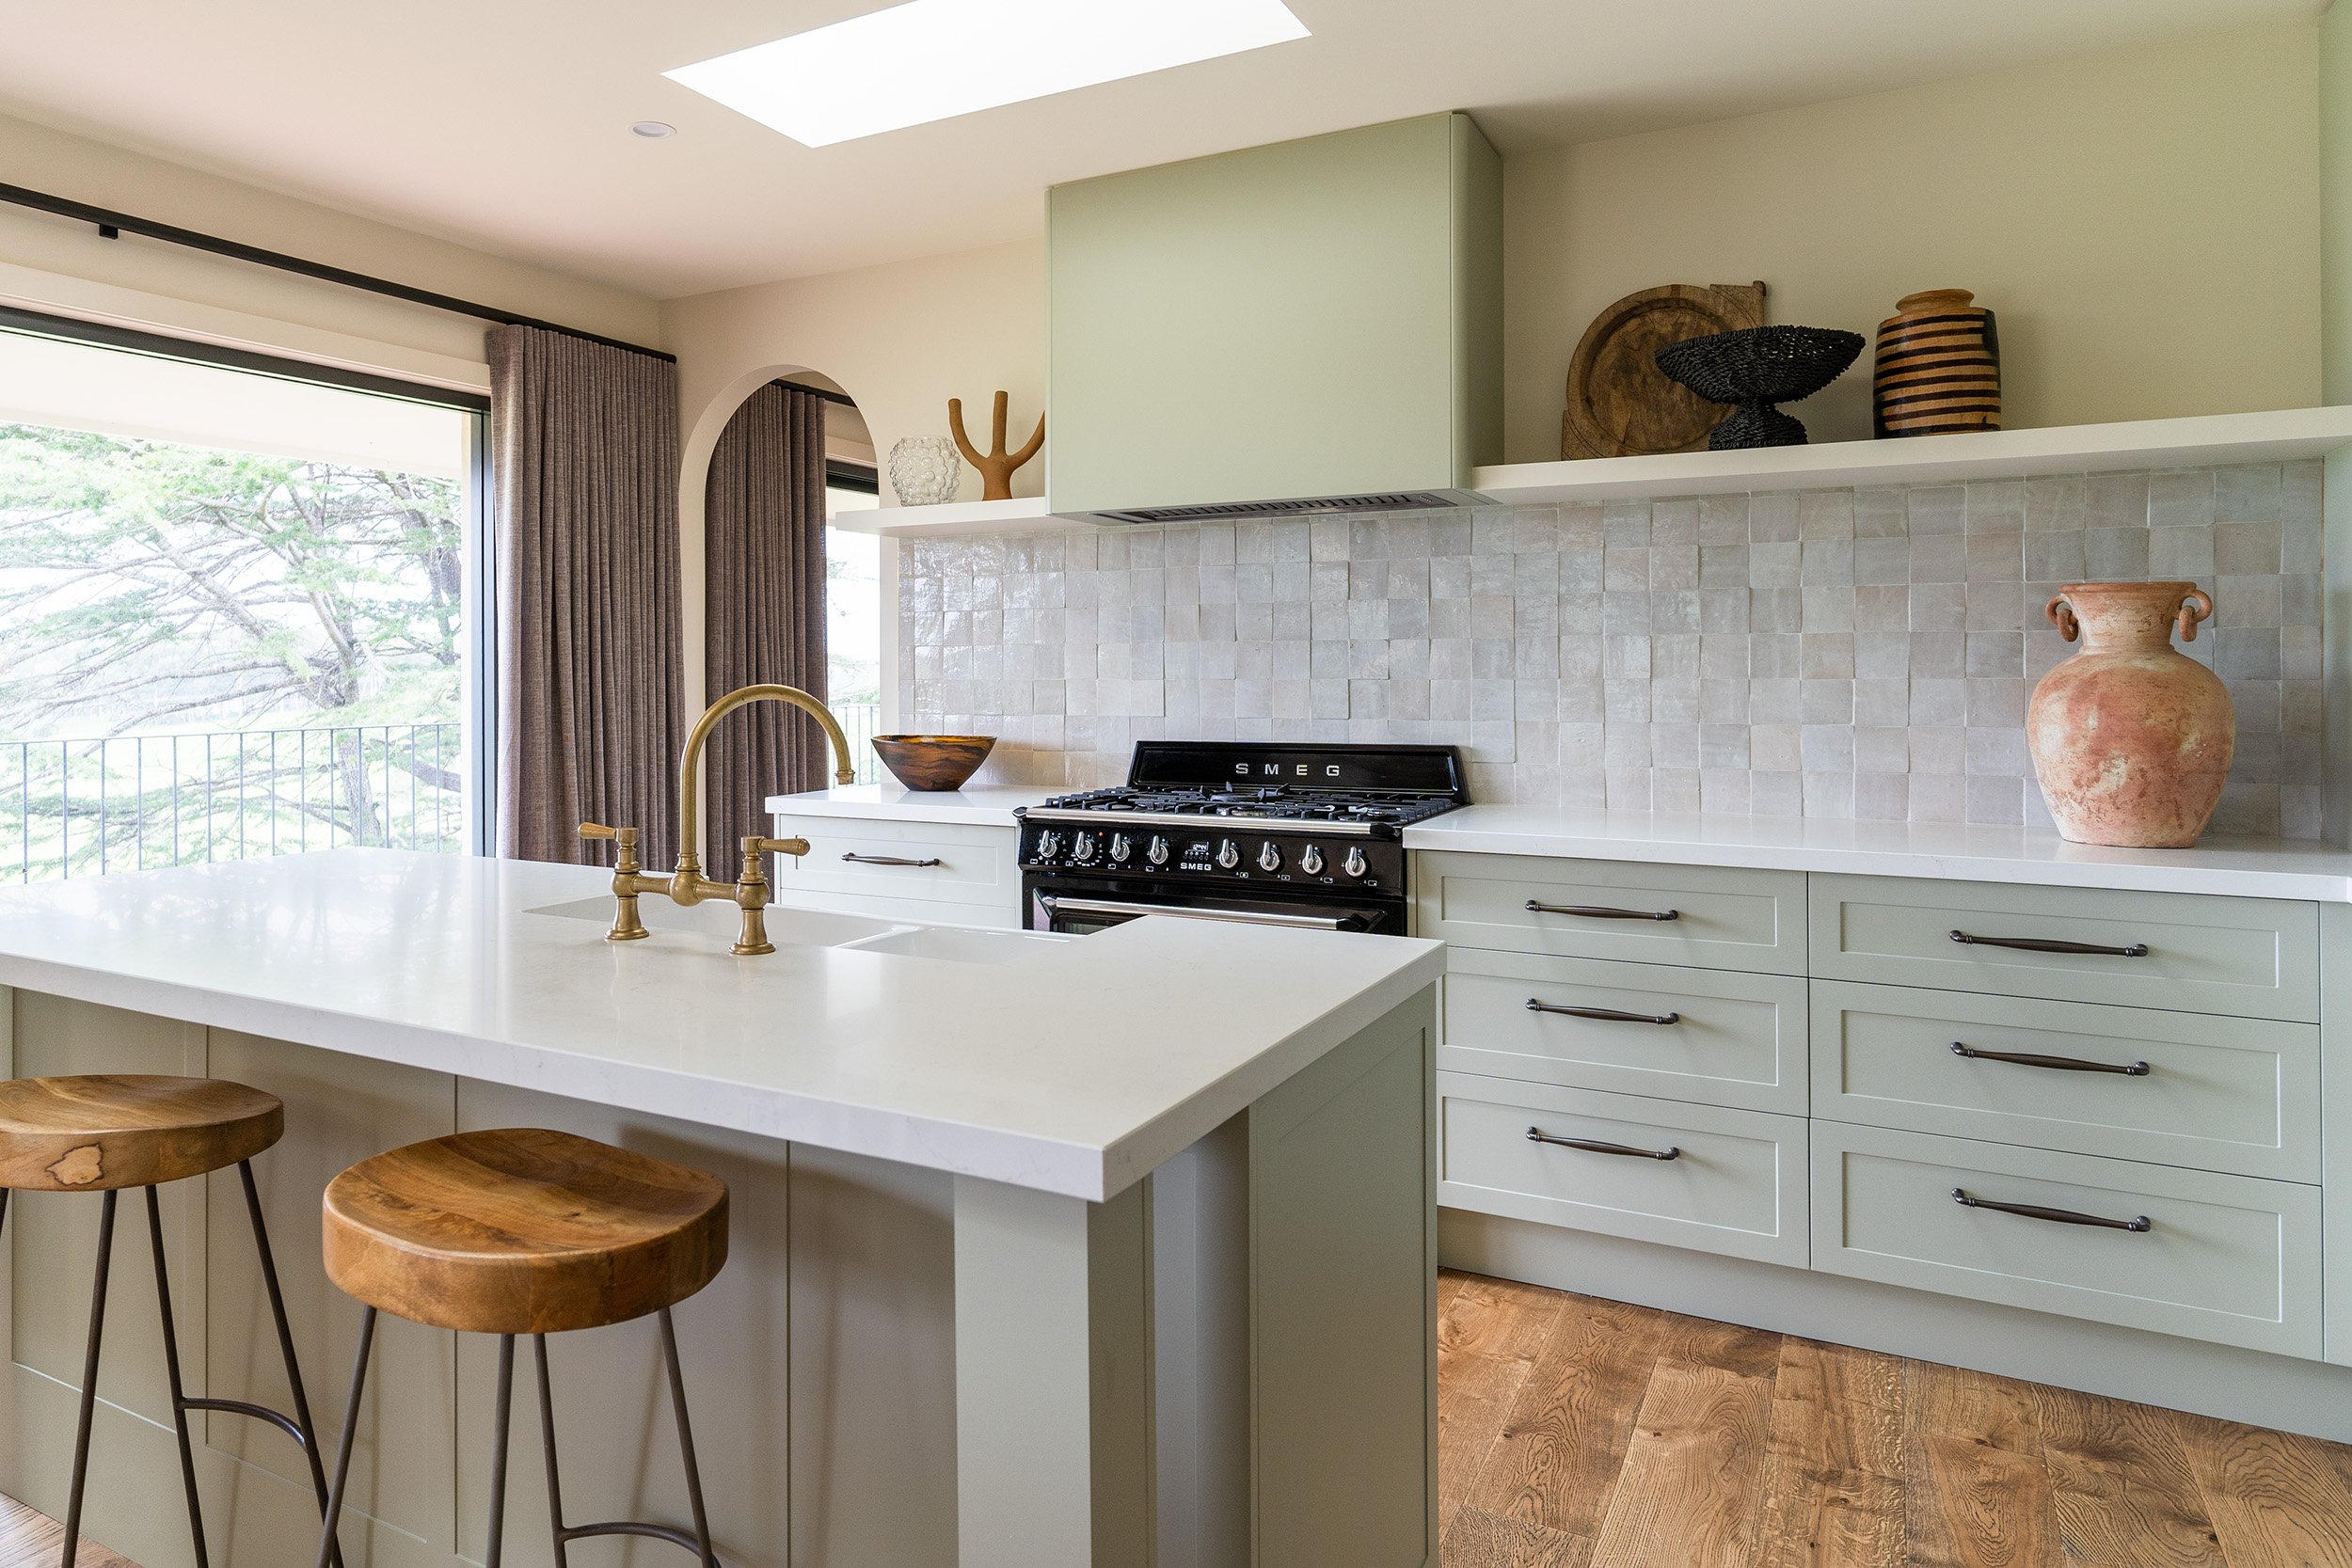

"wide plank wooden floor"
[1438,1268,2352,1568]
[8,1269,2352,1566]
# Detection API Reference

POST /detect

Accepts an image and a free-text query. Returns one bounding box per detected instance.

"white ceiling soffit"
[0,329,470,478]
[0,0,2312,300]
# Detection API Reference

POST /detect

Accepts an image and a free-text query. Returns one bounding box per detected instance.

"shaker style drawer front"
[1811,981,2318,1181]
[1808,875,2317,1021]
[1414,852,1804,974]
[1438,1072,1807,1266]
[1812,1122,2320,1358]
[768,815,1018,909]
[1440,949,1806,1114]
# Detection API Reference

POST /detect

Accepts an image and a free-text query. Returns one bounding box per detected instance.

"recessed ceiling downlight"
[663,0,1310,149]
[630,120,676,138]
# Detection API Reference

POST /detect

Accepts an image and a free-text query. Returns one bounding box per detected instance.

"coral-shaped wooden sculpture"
[947,391,1044,501]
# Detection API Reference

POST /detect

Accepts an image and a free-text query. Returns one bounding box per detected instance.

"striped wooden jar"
[1872,289,2001,437]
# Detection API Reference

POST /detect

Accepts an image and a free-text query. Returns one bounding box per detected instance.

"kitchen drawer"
[1437,1071,1807,1266]
[1439,949,1806,1114]
[1811,981,2318,1181]
[768,813,1020,922]
[1808,875,2317,1022]
[1812,1121,2320,1358]
[1413,851,1804,974]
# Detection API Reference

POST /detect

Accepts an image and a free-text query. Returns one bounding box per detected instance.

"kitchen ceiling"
[0,0,2314,300]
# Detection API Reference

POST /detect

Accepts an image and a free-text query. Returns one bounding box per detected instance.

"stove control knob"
[1299,845,1326,876]
[1215,839,1241,870]
[1034,831,1062,861]
[1257,841,1282,873]
[1343,846,1369,879]
[1073,831,1098,861]
[1147,835,1171,866]
[1109,832,1133,864]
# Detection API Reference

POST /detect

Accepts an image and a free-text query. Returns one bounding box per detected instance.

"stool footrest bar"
[558,1521,710,1553]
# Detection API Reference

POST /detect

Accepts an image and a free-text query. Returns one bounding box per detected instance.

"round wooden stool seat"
[0,1074,283,1191]
[323,1128,729,1337]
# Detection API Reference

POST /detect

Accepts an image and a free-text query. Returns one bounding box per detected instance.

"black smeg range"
[1015,741,1468,936]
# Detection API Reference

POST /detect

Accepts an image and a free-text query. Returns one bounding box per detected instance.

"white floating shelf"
[850,495,1096,539]
[1470,406,2352,505]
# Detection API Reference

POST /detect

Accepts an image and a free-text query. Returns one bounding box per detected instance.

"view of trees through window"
[0,375,474,881]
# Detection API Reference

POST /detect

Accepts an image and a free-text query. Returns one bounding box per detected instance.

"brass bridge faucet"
[579,684,858,955]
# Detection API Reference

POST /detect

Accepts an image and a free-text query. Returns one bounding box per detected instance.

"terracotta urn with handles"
[2026,582,2233,847]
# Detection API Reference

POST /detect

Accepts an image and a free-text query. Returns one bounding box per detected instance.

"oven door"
[1024,873,1405,937]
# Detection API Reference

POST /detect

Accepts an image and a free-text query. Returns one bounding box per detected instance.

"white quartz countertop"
[1403,807,2352,902]
[0,851,1440,1200]
[765,784,1056,825]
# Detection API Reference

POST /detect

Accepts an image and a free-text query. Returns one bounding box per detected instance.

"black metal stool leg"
[311,1306,376,1568]
[532,1336,572,1568]
[145,1186,210,1568]
[237,1159,345,1568]
[485,1336,516,1568]
[658,1307,718,1568]
[61,1188,118,1568]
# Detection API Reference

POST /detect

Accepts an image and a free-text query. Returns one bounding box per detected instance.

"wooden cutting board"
[1561,281,1768,460]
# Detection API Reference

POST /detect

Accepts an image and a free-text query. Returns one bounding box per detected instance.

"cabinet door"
[1414,851,1804,974]
[769,812,1020,927]
[1438,1070,1807,1267]
[1809,874,2318,1021]
[1440,948,1805,1113]
[1811,980,2317,1180]
[1812,1121,2320,1359]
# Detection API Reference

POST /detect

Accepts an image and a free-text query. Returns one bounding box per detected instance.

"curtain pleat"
[705,382,831,858]
[488,325,685,866]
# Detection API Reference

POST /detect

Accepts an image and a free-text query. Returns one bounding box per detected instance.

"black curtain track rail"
[0,182,675,364]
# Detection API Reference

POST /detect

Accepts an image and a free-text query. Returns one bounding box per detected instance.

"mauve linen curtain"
[704,381,831,858]
[488,325,686,866]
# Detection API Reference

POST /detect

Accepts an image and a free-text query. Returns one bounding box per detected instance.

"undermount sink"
[527,896,899,946]
[837,926,1074,964]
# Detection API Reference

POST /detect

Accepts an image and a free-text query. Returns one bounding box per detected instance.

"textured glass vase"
[887,436,963,506]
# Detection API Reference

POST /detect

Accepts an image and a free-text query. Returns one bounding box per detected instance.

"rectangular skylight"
[665,0,1311,148]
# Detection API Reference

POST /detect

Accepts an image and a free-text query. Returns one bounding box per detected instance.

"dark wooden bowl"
[871,735,995,792]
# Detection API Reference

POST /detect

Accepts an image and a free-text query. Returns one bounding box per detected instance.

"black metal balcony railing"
[1,704,886,886]
[2,723,467,885]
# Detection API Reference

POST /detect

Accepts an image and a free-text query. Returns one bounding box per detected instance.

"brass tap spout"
[577,683,852,953]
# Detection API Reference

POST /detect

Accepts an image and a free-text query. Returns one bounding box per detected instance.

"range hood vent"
[1048,113,1501,524]
[1089,491,1462,527]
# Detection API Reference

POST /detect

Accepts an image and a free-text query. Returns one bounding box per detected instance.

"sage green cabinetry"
[1812,1120,2321,1358]
[1420,847,2342,1364]
[1047,112,1500,517]
[1811,980,2319,1181]
[1810,873,2319,1020]
[1439,948,1805,1114]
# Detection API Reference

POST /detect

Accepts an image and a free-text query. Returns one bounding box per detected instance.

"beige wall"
[1503,22,2324,462]
[0,112,661,391]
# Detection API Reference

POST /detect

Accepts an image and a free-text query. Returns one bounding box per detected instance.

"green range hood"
[1046,112,1502,524]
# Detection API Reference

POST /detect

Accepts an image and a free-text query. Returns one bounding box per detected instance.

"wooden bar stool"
[312,1127,730,1568]
[0,1073,342,1568]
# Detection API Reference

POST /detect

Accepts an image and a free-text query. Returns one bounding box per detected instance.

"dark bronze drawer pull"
[842,853,944,867]
[1527,1126,1680,1161]
[1948,929,2149,958]
[1527,998,1681,1026]
[1951,1187,2151,1232]
[1951,1041,2150,1076]
[1526,900,1679,922]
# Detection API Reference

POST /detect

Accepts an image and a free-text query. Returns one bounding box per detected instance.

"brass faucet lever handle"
[579,821,643,874]
[744,834,812,858]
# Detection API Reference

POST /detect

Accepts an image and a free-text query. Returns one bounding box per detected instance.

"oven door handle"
[1038,895,1364,932]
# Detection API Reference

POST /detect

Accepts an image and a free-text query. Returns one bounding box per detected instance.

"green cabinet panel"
[1812,1120,2321,1358]
[1047,113,1500,516]
[1811,979,2319,1180]
[1414,850,1805,974]
[1808,873,2319,1020]
[1439,947,1806,1114]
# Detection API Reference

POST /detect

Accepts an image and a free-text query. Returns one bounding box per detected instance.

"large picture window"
[0,312,489,881]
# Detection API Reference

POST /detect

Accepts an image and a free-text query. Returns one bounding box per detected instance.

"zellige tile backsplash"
[897,460,2321,835]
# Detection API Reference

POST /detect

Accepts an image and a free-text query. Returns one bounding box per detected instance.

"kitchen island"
[0,849,1442,1568]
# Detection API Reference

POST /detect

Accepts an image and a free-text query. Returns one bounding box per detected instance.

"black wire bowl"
[1654,325,1866,449]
